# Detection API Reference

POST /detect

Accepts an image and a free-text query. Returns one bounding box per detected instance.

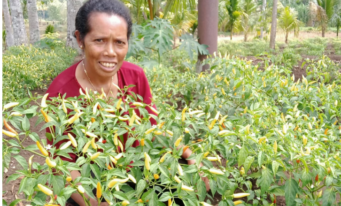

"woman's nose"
[104,43,117,57]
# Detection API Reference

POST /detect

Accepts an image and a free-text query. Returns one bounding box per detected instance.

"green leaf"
[258,151,263,167]
[149,190,159,206]
[13,155,28,170]
[29,132,40,142]
[158,165,170,178]
[159,192,172,202]
[259,167,273,194]
[322,188,336,206]
[301,169,311,186]
[197,179,207,201]
[90,164,101,180]
[7,173,23,183]
[114,191,129,201]
[9,199,22,206]
[238,146,248,168]
[22,115,30,131]
[272,161,280,175]
[243,156,254,173]
[51,175,64,195]
[22,178,36,196]
[284,178,298,206]
[125,137,136,149]
[136,179,147,198]
[179,34,209,60]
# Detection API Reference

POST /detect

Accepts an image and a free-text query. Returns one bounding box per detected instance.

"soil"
[3,36,341,206]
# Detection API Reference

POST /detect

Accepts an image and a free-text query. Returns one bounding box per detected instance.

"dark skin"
[69,12,210,206]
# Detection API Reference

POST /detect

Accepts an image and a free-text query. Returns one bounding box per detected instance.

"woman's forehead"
[87,12,128,32]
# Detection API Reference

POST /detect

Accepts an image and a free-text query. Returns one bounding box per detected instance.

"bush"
[3,54,341,206]
[2,43,77,103]
[45,24,55,34]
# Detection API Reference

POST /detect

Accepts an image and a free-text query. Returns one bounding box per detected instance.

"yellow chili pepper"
[113,133,118,146]
[141,138,145,146]
[67,112,83,124]
[174,137,182,147]
[116,98,122,110]
[66,176,72,182]
[91,152,101,160]
[41,109,50,123]
[154,130,163,135]
[182,107,187,122]
[181,185,194,192]
[77,185,85,194]
[154,174,160,179]
[122,200,129,206]
[274,141,277,154]
[208,119,216,130]
[3,119,18,135]
[3,102,19,111]
[62,99,67,114]
[145,127,156,135]
[2,130,17,138]
[303,136,307,146]
[259,137,267,144]
[128,174,136,183]
[96,182,102,199]
[68,133,77,147]
[37,141,49,156]
[233,200,243,205]
[168,199,172,206]
[232,193,250,198]
[46,157,56,168]
[174,176,181,183]
[209,168,224,175]
[41,93,49,108]
[82,141,91,153]
[38,184,53,196]
[91,138,97,149]
[158,122,165,129]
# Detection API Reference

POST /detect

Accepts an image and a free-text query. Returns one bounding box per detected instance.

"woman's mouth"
[99,62,117,68]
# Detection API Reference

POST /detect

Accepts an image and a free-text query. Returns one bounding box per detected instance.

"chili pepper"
[41,93,49,108]
[158,122,165,129]
[183,146,189,153]
[102,140,107,143]
[129,113,136,126]
[233,200,243,205]
[207,157,220,161]
[145,127,156,135]
[77,185,85,194]
[108,178,129,188]
[259,137,267,144]
[66,176,72,182]
[181,107,187,122]
[185,128,190,133]
[166,130,173,136]
[303,136,307,146]
[28,155,34,173]
[240,167,245,176]
[41,109,50,123]
[82,141,91,153]
[91,138,97,149]
[2,130,17,138]
[168,199,172,206]
[149,106,159,115]
[177,164,183,176]
[174,176,181,183]
[10,112,22,116]
[96,182,102,199]
[3,102,19,111]
[46,157,56,168]
[327,167,331,174]
[113,133,118,146]
[62,99,67,114]
[208,119,217,130]
[159,152,169,163]
[93,102,99,115]
[3,119,18,135]
[315,174,319,181]
[232,193,250,198]
[116,98,122,110]
[37,141,49,156]
[54,194,57,201]
[122,200,129,206]
[181,185,194,192]
[141,139,145,146]
[91,118,95,123]
[60,141,71,150]
[219,115,228,126]
[296,159,300,164]
[174,137,182,147]
[128,174,136,183]
[145,158,150,171]
[317,190,322,198]
[154,174,159,179]
[324,128,328,135]
[209,168,224,175]
[68,133,77,147]
[91,152,101,160]
[67,112,83,124]
[38,184,53,196]
[273,141,277,154]
[154,130,162,135]
[137,199,143,203]
[204,152,210,157]
[110,156,117,164]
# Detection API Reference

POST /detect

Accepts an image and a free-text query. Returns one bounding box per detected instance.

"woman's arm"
[181,147,210,191]
[69,170,106,206]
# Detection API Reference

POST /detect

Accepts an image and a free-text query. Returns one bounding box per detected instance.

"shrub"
[45,24,55,34]
[2,43,77,103]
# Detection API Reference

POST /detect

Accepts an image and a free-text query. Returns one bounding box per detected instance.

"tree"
[260,0,267,39]
[3,0,15,47]
[27,0,40,44]
[331,2,341,38]
[315,0,336,37]
[269,0,278,49]
[225,0,240,40]
[66,0,82,50]
[9,0,28,45]
[278,7,300,44]
[240,0,257,42]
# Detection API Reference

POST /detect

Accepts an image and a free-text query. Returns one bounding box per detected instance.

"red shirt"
[46,61,156,162]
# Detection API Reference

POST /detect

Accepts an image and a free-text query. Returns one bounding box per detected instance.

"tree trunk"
[3,0,15,47]
[147,0,154,20]
[244,31,248,42]
[9,0,28,45]
[198,0,218,72]
[322,25,325,37]
[269,0,278,50]
[285,31,288,44]
[230,29,233,40]
[27,0,40,44]
[66,0,82,51]
[260,0,266,39]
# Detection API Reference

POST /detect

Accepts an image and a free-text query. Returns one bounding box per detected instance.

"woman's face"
[79,12,129,78]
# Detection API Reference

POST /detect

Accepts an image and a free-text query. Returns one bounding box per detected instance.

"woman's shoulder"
[120,61,145,75]
[46,62,81,98]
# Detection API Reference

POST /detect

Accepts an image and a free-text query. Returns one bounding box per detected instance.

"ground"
[2,31,341,205]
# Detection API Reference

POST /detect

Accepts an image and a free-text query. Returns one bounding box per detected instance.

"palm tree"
[278,7,300,44]
[315,0,336,37]
[269,0,278,49]
[27,0,40,44]
[225,0,240,40]
[3,0,15,48]
[331,1,341,38]
[240,0,257,42]
[9,0,28,45]
[260,0,267,39]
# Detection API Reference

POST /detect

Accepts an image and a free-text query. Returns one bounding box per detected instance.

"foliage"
[239,0,257,42]
[3,51,341,206]
[278,6,301,43]
[2,42,77,103]
[178,34,209,61]
[225,0,241,39]
[45,24,55,34]
[306,55,341,84]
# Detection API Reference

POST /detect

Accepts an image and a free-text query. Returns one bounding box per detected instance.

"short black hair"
[74,0,132,41]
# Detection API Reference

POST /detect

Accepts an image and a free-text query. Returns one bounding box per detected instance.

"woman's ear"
[74,30,83,48]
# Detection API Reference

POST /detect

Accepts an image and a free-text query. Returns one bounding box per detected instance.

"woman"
[46,0,209,205]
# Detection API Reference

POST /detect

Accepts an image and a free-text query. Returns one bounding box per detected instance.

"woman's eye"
[95,39,103,42]
[117,40,125,45]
